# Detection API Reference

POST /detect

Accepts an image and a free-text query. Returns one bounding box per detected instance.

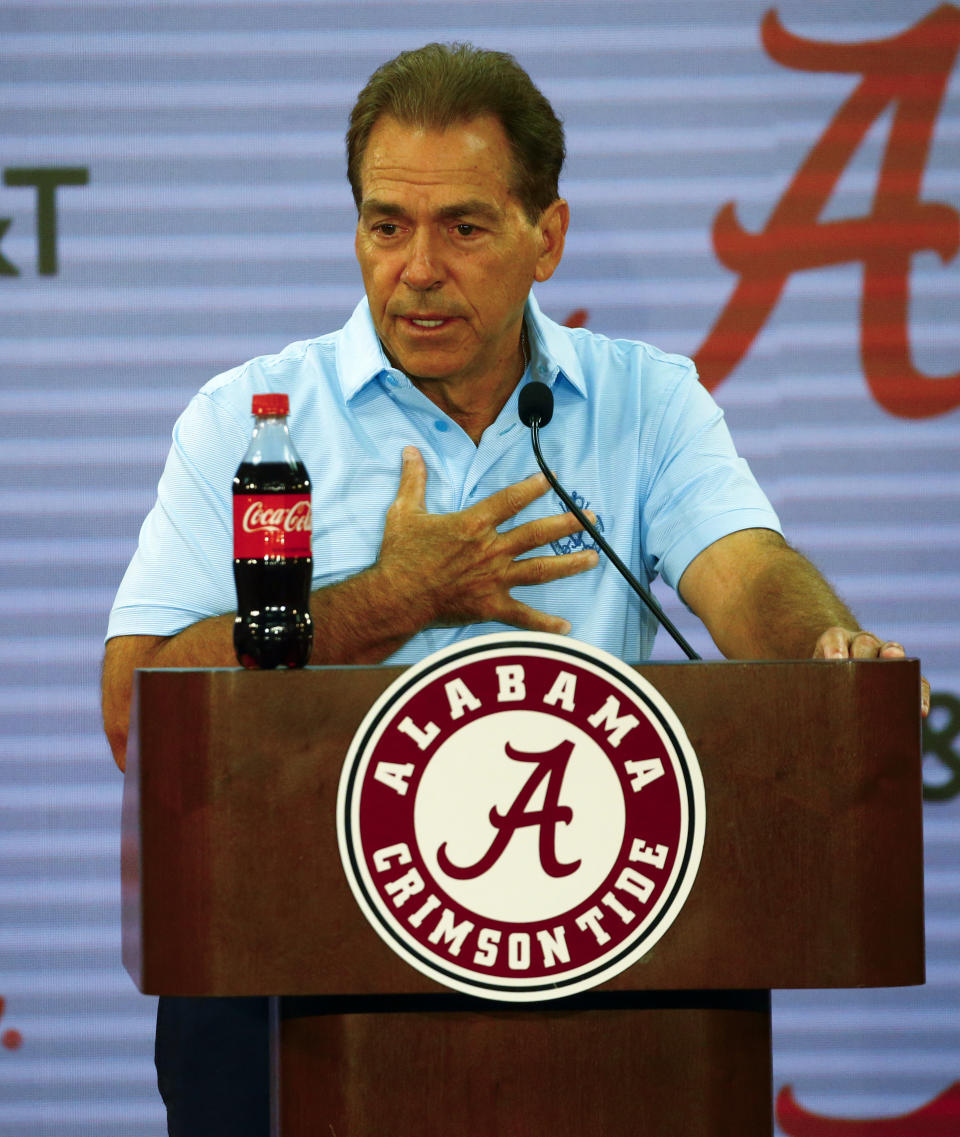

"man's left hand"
[814,628,931,717]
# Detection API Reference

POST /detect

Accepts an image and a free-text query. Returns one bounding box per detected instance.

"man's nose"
[401,230,445,291]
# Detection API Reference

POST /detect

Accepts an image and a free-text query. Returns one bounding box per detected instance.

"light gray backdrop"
[1,1,957,1132]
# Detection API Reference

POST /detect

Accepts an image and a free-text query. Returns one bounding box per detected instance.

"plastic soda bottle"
[232,393,313,668]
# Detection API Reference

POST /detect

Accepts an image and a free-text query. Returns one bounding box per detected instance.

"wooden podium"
[122,660,924,1136]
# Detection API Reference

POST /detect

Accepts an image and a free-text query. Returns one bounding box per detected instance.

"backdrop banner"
[1,3,957,1133]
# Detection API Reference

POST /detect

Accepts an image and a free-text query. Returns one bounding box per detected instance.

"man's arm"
[102,447,599,770]
[102,565,422,769]
[678,527,930,712]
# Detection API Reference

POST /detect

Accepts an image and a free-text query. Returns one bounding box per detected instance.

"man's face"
[355,114,567,396]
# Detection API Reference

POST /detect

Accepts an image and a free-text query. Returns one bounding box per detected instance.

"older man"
[103,42,925,1137]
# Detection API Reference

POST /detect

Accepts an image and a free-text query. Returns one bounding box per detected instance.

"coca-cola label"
[233,494,312,558]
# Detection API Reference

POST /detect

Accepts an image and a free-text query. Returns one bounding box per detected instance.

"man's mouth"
[400,314,456,329]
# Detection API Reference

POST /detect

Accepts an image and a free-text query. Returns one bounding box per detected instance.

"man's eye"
[454,223,477,236]
[374,223,398,236]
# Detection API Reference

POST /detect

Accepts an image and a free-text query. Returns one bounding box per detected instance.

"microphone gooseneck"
[520,381,700,661]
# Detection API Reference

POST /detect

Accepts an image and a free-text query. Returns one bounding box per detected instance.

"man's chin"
[397,364,457,386]
[384,346,464,384]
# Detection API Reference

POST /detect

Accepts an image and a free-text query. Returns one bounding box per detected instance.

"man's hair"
[346,42,565,223]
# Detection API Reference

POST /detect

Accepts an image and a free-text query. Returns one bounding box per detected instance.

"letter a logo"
[695,6,960,418]
[437,741,581,879]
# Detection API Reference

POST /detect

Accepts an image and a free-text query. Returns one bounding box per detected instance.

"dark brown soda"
[233,460,313,669]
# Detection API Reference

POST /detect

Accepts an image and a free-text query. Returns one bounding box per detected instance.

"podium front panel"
[122,660,924,996]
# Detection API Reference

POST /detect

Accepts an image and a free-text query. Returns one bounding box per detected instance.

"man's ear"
[534,199,570,283]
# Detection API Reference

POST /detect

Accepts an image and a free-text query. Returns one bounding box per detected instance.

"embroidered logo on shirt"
[551,491,605,555]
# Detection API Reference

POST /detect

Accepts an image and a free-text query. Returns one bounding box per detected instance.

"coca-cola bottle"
[232,393,313,668]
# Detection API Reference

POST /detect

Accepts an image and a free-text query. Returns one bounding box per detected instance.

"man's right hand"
[103,445,599,771]
[374,445,599,635]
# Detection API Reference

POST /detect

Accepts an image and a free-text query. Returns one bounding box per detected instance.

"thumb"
[393,445,428,513]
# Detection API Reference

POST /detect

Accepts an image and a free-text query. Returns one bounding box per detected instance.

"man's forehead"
[359,195,506,222]
[358,114,518,200]
[364,112,507,151]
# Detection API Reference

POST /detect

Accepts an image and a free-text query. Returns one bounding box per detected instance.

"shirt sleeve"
[106,390,250,639]
[639,362,782,593]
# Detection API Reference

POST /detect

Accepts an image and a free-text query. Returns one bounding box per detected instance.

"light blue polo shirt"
[108,294,781,663]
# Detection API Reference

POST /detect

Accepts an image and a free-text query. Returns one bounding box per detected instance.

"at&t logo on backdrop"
[337,633,705,1001]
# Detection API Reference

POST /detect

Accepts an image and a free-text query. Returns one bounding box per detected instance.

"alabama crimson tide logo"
[337,633,705,1001]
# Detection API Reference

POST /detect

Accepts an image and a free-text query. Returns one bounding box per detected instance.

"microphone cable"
[518,381,700,661]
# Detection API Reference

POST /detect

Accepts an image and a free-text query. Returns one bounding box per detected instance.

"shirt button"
[434,419,449,432]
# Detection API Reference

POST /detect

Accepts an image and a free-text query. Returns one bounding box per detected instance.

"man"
[103,42,927,1136]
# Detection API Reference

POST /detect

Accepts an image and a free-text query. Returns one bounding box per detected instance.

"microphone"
[519,381,700,661]
[518,381,554,429]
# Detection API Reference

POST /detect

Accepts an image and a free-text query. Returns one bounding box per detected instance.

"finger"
[497,597,573,636]
[850,631,885,659]
[472,471,551,526]
[507,549,599,587]
[813,627,854,660]
[875,642,928,719]
[391,446,428,513]
[500,509,596,557]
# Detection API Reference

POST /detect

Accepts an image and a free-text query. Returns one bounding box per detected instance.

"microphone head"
[518,381,554,428]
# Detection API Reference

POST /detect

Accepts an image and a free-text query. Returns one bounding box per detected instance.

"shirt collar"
[336,297,393,401]
[335,292,588,403]
[523,292,588,399]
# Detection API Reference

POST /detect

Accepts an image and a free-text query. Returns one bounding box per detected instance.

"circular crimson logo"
[337,633,705,1002]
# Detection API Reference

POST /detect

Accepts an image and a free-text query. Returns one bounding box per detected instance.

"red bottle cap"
[251,393,289,417]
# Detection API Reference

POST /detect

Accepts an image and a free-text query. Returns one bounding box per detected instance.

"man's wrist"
[308,562,429,665]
